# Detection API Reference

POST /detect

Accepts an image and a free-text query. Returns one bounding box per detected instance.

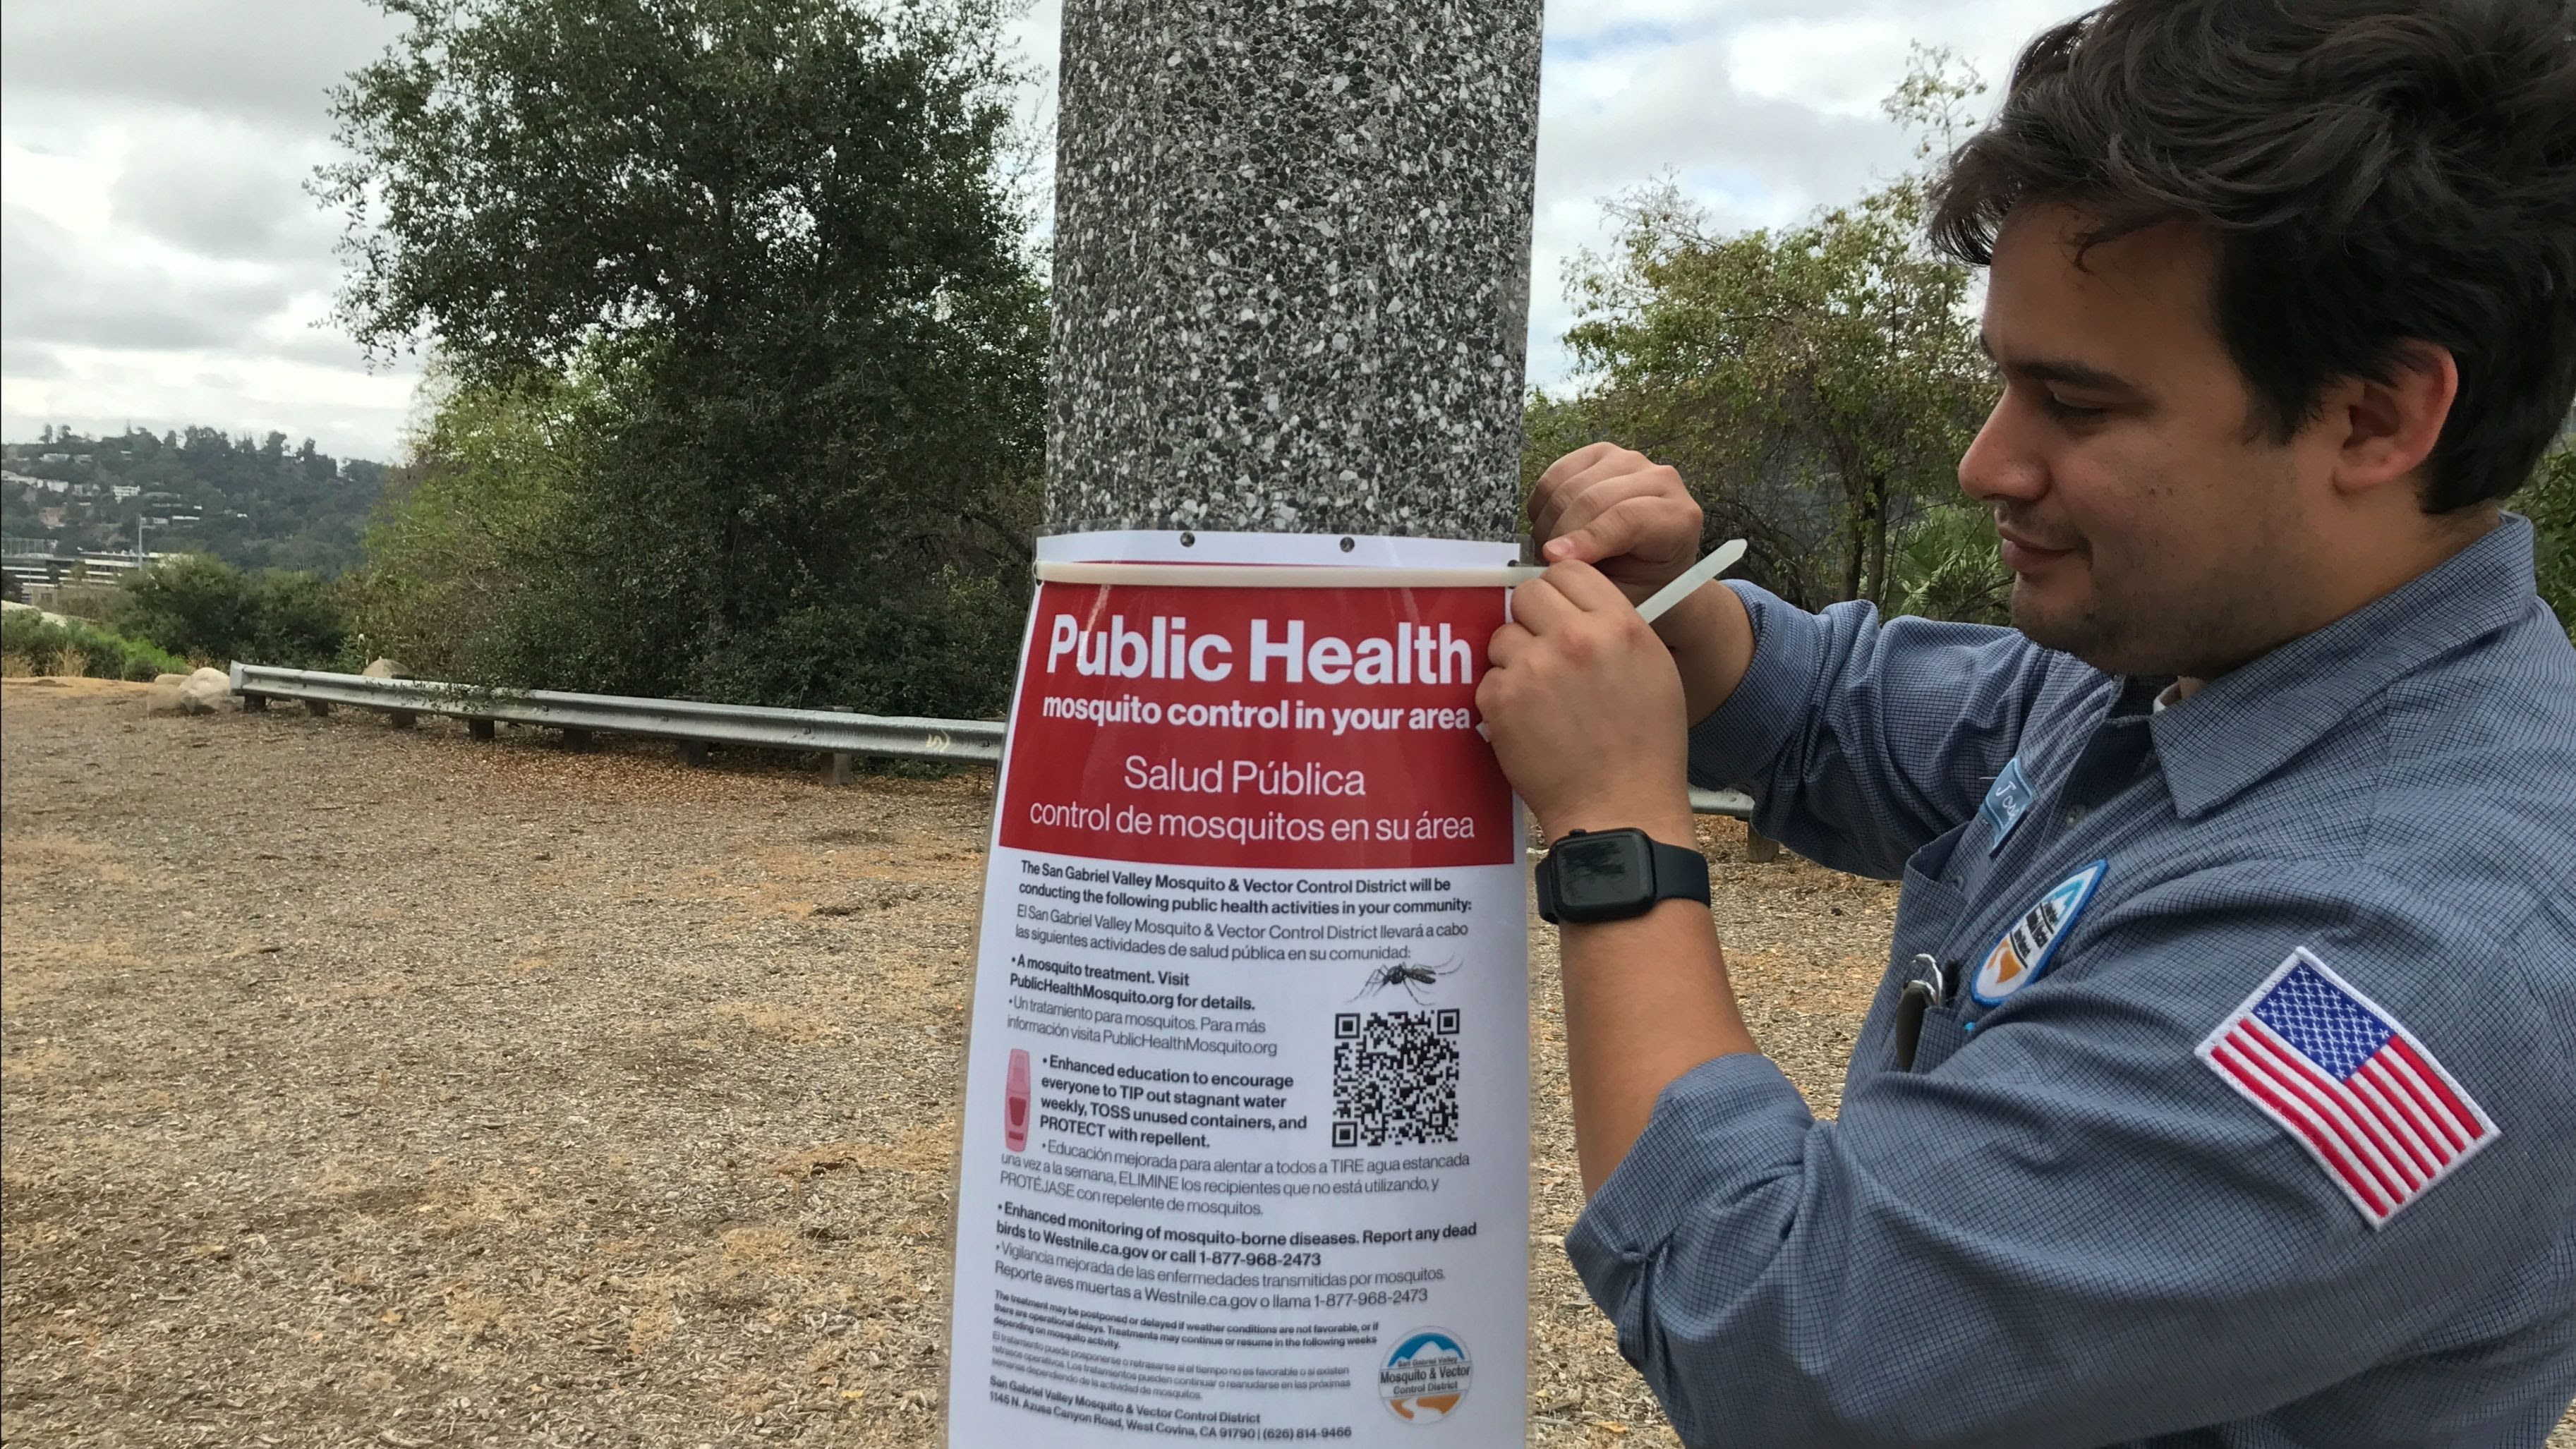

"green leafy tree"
[1547,51,2002,612]
[349,367,590,679]
[2512,442,2574,641]
[320,0,1047,710]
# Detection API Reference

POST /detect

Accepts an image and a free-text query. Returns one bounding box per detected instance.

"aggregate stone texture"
[1046,0,1542,540]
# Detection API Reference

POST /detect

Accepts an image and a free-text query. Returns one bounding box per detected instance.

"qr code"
[1331,1010,1461,1148]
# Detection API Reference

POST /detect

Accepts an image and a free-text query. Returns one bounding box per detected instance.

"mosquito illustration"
[1349,958,1461,1006]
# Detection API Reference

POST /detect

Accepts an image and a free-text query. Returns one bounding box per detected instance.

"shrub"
[0,610,190,681]
[677,571,1023,719]
[2513,444,2572,642]
[110,554,349,668]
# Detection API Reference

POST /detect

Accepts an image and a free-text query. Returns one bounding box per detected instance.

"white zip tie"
[1635,538,1748,623]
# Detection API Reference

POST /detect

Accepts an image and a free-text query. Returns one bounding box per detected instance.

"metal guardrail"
[227,663,1000,765]
[1687,787,1754,820]
[225,662,1755,819]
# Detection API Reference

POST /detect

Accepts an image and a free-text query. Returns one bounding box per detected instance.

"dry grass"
[1,679,2566,1448]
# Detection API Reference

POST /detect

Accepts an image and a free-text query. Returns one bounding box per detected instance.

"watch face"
[1552,831,1654,919]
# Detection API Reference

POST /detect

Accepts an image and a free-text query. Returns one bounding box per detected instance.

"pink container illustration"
[1004,1048,1032,1153]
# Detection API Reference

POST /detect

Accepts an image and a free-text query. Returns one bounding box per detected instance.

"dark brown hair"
[1932,0,2576,511]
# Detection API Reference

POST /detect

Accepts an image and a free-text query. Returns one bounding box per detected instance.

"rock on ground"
[145,668,236,716]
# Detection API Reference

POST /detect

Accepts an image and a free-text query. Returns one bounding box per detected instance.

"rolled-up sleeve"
[1688,582,2067,879]
[1562,879,2576,1448]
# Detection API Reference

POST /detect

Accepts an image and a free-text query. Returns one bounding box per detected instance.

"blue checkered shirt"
[1565,516,2576,1447]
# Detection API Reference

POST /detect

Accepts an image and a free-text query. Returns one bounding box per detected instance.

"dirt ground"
[3,678,2568,1448]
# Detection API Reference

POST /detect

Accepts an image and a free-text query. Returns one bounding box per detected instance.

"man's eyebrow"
[1977,333,2136,392]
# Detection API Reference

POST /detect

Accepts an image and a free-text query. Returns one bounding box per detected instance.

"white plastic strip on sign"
[1032,561,1545,589]
[1033,537,1748,616]
[1635,538,1748,622]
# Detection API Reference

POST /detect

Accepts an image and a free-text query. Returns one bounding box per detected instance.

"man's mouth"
[1995,522,2079,574]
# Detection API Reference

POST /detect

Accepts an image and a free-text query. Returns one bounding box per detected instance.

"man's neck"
[2184,504,2501,689]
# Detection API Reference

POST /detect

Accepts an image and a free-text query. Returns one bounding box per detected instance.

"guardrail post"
[680,739,710,768]
[560,728,594,751]
[241,693,269,713]
[468,717,495,741]
[828,705,854,785]
[303,699,331,717]
[387,709,417,729]
[1746,827,1782,863]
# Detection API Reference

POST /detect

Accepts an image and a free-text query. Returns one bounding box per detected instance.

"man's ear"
[2327,343,2459,500]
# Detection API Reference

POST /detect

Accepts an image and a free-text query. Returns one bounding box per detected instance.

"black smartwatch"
[1533,827,1712,925]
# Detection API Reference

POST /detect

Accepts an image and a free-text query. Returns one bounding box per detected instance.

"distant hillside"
[1,427,387,576]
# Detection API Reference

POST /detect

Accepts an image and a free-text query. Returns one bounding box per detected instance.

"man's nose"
[1959,392,2048,504]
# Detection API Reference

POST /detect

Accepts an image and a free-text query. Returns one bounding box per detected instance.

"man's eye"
[2041,393,2106,421]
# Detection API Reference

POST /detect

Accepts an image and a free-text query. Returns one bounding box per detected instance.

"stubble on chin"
[2009,578,2115,662]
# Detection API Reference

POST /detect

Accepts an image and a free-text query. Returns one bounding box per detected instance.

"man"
[1477,2,2576,1445]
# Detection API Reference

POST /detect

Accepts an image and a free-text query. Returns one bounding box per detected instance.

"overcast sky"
[0,0,2072,463]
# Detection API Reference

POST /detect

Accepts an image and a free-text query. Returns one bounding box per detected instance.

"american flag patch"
[2199,947,2497,1227]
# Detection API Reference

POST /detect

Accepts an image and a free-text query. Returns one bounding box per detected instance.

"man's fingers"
[1485,620,1536,669]
[1530,444,1643,539]
[1543,492,1700,566]
[1529,442,1622,523]
[1539,472,1664,557]
[1507,574,1578,635]
[1540,560,1638,614]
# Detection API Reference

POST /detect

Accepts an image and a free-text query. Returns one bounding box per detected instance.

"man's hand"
[1528,443,1705,602]
[1529,442,1758,728]
[1483,557,1758,1199]
[1478,561,1693,845]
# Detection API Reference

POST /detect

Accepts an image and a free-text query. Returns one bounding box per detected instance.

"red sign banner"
[996,581,1514,870]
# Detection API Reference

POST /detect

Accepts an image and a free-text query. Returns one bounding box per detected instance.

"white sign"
[945,535,1531,1445]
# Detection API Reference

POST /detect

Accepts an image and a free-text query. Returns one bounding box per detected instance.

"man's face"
[1961,206,2332,677]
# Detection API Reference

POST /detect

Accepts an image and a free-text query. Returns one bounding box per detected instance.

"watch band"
[1534,827,1712,924]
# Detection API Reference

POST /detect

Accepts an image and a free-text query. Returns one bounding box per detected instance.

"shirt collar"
[2147,514,2536,820]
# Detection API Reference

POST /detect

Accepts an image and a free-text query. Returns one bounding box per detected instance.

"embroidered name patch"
[1969,859,2105,1005]
[2198,947,2496,1228]
[1978,756,2034,856]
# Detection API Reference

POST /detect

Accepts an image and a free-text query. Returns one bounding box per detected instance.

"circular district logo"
[1377,1328,1473,1424]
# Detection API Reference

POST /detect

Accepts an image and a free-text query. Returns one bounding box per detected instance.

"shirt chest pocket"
[1904,999,1972,1074]
[1874,826,1973,1075]
[1895,825,1972,964]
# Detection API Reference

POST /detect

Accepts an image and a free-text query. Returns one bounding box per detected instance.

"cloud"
[1,205,301,352]
[0,344,416,461]
[0,0,408,456]
[1520,0,2074,385]
[1,339,69,382]
[2,0,2080,459]
[0,0,403,129]
[109,126,334,264]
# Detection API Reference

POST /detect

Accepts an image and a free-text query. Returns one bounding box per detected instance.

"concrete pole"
[1044,0,1544,540]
